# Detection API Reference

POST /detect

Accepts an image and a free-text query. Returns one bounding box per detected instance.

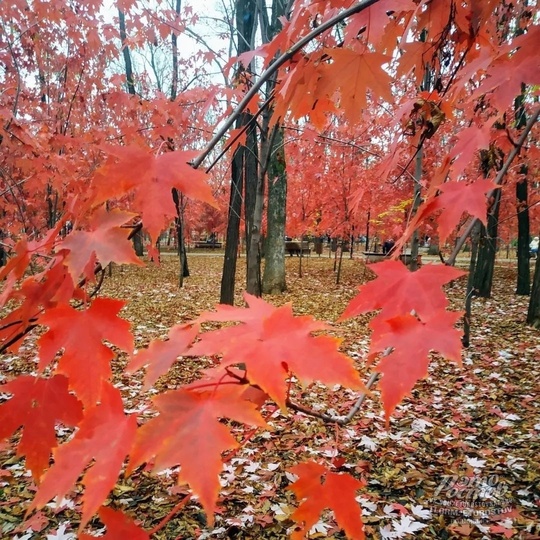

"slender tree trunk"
[409,148,423,271]
[473,189,501,297]
[516,177,530,294]
[118,8,136,96]
[170,0,181,101]
[262,127,287,294]
[463,221,481,347]
[118,6,144,256]
[220,147,244,304]
[220,0,258,304]
[526,249,540,327]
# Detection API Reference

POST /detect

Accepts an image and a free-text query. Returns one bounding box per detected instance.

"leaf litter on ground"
[1,253,539,539]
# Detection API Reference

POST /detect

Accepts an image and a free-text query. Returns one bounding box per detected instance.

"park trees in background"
[0,0,539,538]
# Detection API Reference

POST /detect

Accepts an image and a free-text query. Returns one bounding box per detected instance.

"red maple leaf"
[59,207,143,280]
[92,146,216,242]
[341,261,465,321]
[127,384,267,524]
[0,375,83,480]
[189,292,365,409]
[369,311,463,419]
[317,48,393,123]
[127,323,200,388]
[38,299,133,406]
[413,178,500,245]
[288,461,365,540]
[30,383,137,530]
[79,507,149,540]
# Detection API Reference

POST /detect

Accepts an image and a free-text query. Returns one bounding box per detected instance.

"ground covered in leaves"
[1,252,539,539]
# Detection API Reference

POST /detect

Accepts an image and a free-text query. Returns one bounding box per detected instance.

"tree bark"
[220,0,259,304]
[526,248,540,327]
[472,188,501,298]
[262,127,287,294]
[516,176,530,295]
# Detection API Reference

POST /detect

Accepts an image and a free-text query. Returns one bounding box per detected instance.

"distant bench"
[194,242,222,249]
[363,252,413,264]
[286,241,311,256]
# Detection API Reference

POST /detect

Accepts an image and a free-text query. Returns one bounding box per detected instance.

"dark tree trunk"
[172,188,189,287]
[473,189,501,298]
[220,0,259,304]
[527,249,540,327]
[118,8,136,96]
[220,147,244,305]
[463,221,481,347]
[516,176,530,295]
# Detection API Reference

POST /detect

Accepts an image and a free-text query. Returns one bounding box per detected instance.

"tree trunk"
[516,176,530,295]
[172,188,189,287]
[244,120,261,295]
[527,248,540,327]
[262,128,287,293]
[220,147,244,305]
[463,221,481,347]
[118,8,136,96]
[220,0,258,304]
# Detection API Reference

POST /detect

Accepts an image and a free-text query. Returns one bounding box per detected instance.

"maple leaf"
[0,375,83,481]
[92,146,216,242]
[30,383,137,530]
[79,507,149,540]
[127,323,200,388]
[369,311,463,419]
[189,292,365,409]
[432,178,500,244]
[127,384,267,524]
[341,262,465,321]
[288,461,365,540]
[38,299,133,406]
[318,48,393,123]
[59,207,143,280]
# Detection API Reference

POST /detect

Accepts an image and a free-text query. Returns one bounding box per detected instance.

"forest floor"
[1,253,539,540]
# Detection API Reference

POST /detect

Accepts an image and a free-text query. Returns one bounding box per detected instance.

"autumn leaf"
[59,207,143,281]
[317,48,393,123]
[31,383,137,530]
[38,299,133,406]
[92,146,216,242]
[127,384,266,524]
[433,178,500,244]
[127,323,200,388]
[341,261,465,321]
[288,461,365,540]
[0,375,83,481]
[369,311,463,419]
[190,292,365,409]
[79,507,149,540]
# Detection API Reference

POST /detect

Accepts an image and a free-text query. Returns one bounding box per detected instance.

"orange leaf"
[288,461,365,540]
[190,292,365,409]
[60,207,143,281]
[38,299,133,406]
[369,311,463,418]
[318,49,393,123]
[127,384,266,525]
[92,146,216,242]
[31,383,137,530]
[127,323,200,388]
[342,261,465,321]
[0,375,83,481]
[434,178,500,244]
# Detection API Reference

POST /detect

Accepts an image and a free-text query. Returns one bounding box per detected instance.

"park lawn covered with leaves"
[1,253,538,539]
